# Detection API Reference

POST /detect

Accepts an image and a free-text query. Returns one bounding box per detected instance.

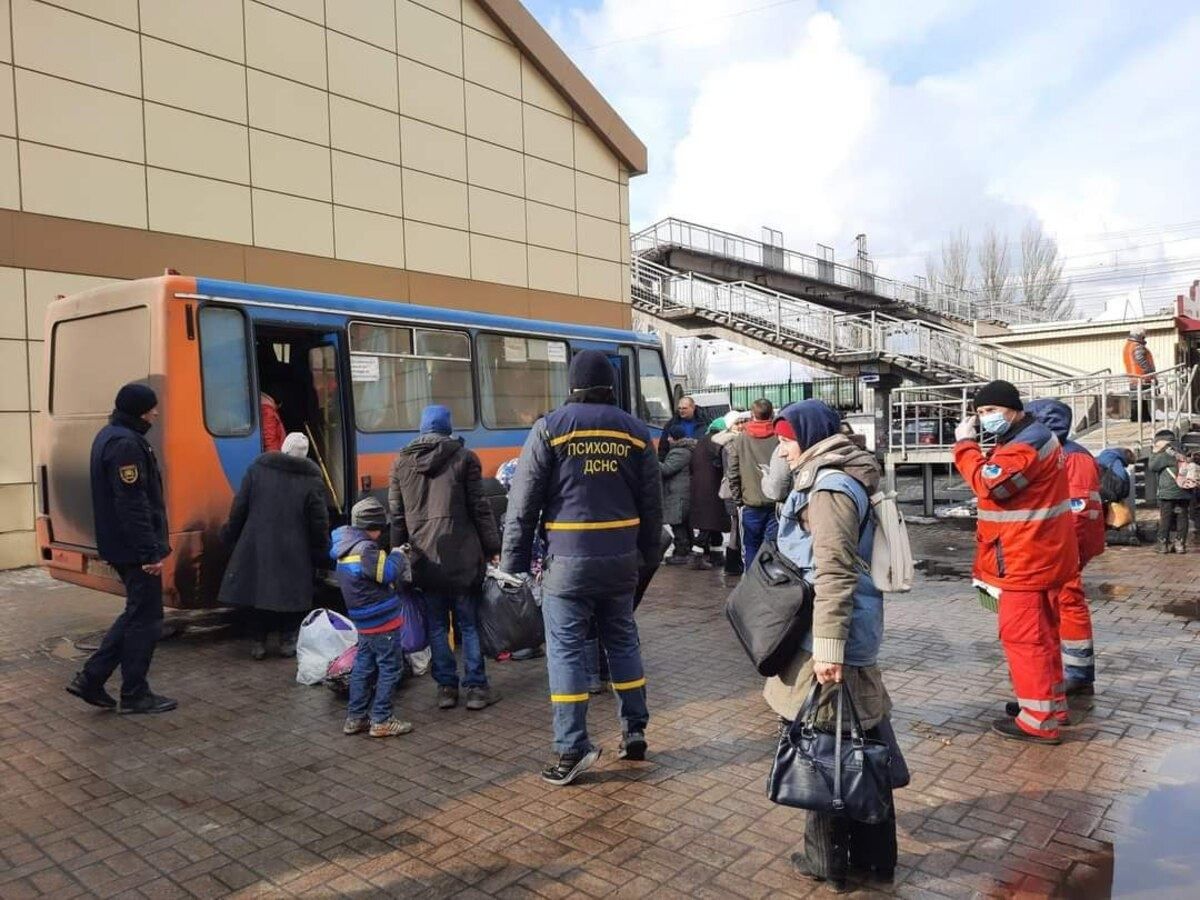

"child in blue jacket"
[332,497,412,737]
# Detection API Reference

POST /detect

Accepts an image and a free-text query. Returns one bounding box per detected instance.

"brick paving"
[2,526,1199,898]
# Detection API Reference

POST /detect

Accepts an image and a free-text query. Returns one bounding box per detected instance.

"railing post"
[776,297,782,339]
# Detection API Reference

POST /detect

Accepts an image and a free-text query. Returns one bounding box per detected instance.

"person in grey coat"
[218,433,330,659]
[660,426,696,564]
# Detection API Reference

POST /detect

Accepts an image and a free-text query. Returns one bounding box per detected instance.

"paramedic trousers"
[1052,572,1095,687]
[998,588,1065,739]
[82,565,163,701]
[542,589,648,756]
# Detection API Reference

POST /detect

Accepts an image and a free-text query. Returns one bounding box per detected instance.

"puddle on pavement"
[1112,744,1200,897]
[1093,583,1135,601]
[914,559,971,581]
[1162,598,1200,621]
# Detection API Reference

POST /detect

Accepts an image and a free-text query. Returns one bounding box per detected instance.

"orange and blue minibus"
[38,274,674,608]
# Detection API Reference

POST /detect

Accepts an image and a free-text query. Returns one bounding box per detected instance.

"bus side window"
[636,347,672,427]
[199,307,253,436]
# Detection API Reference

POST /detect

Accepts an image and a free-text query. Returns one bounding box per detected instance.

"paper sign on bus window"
[503,337,527,363]
[547,342,567,363]
[350,355,380,382]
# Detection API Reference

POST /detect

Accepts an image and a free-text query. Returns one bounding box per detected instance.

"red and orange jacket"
[954,417,1079,591]
[1063,447,1106,567]
[1123,336,1156,389]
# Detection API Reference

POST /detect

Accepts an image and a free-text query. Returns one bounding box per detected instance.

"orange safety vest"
[954,419,1079,591]
[1123,337,1156,389]
[1063,444,1105,567]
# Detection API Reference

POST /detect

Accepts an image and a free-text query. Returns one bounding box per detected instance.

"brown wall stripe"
[0,209,632,329]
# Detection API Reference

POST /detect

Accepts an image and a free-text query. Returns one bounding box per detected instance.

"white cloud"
[540,0,1200,380]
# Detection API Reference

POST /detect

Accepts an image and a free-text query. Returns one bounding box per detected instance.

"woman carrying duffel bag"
[762,401,907,893]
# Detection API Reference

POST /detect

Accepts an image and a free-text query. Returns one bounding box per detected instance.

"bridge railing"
[633,217,1048,326]
[632,256,1082,383]
[887,364,1197,459]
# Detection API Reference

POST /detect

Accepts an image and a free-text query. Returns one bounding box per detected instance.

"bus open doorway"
[253,325,352,527]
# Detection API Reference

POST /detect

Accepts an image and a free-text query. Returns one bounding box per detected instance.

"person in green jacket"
[1149,429,1192,553]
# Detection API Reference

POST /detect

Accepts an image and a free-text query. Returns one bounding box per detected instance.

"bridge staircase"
[631,256,1084,387]
[633,218,1050,333]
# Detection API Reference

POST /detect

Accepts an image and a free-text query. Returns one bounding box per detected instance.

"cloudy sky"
[524,0,1200,383]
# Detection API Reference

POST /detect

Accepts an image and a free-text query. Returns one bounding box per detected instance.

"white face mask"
[980,411,1011,435]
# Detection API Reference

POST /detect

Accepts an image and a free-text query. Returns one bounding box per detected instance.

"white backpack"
[812,471,914,593]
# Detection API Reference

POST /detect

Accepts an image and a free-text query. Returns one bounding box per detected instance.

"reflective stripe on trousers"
[1052,573,1095,686]
[998,588,1064,739]
[542,589,649,756]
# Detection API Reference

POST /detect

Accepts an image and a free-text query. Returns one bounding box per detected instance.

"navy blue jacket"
[90,412,169,566]
[331,526,406,631]
[500,397,663,595]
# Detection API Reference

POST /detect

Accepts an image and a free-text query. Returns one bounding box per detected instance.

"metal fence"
[706,378,861,412]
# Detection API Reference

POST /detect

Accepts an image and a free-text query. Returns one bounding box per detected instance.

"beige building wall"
[990,316,1179,384]
[0,0,638,567]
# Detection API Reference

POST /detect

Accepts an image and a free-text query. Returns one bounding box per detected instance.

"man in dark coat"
[218,432,330,659]
[657,395,711,460]
[689,423,730,569]
[389,405,502,711]
[501,350,664,786]
[67,383,175,715]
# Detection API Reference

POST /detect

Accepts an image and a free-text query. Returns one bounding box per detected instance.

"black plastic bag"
[479,574,544,657]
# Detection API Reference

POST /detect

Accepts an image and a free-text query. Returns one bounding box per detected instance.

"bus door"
[253,323,352,521]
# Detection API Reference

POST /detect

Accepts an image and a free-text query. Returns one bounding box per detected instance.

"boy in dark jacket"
[333,498,413,738]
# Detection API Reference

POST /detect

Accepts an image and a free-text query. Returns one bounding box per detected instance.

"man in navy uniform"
[67,382,176,714]
[501,350,663,785]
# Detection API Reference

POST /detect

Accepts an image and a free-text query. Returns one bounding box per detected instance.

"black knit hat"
[114,382,158,417]
[973,380,1022,412]
[568,349,615,391]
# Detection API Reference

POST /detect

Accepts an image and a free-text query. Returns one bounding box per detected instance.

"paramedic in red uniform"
[953,381,1078,745]
[1025,400,1104,709]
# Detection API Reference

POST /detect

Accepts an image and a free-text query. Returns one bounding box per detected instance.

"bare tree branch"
[926,228,973,299]
[672,338,710,390]
[977,227,1016,307]
[1020,221,1074,320]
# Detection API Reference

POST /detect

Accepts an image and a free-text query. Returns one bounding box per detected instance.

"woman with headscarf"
[219,432,331,659]
[764,401,905,892]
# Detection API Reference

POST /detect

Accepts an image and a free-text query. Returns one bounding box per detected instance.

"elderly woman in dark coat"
[689,419,731,569]
[219,432,330,659]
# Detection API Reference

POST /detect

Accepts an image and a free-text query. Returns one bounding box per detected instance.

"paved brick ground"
[2,526,1199,899]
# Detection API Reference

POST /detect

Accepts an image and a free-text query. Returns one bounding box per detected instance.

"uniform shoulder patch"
[118,464,139,485]
[982,463,1003,480]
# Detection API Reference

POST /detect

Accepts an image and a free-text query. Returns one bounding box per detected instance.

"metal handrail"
[888,363,1198,459]
[631,256,1081,383]
[633,217,1050,327]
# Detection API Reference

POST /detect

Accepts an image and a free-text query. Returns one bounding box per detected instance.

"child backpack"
[812,470,914,593]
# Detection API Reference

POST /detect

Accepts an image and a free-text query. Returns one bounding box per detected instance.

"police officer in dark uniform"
[501,350,663,785]
[66,382,176,714]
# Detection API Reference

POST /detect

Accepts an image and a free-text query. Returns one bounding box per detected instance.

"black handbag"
[724,540,813,676]
[767,681,895,824]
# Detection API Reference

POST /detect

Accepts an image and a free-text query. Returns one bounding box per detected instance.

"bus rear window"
[52,308,151,415]
[477,333,569,428]
[199,307,253,435]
